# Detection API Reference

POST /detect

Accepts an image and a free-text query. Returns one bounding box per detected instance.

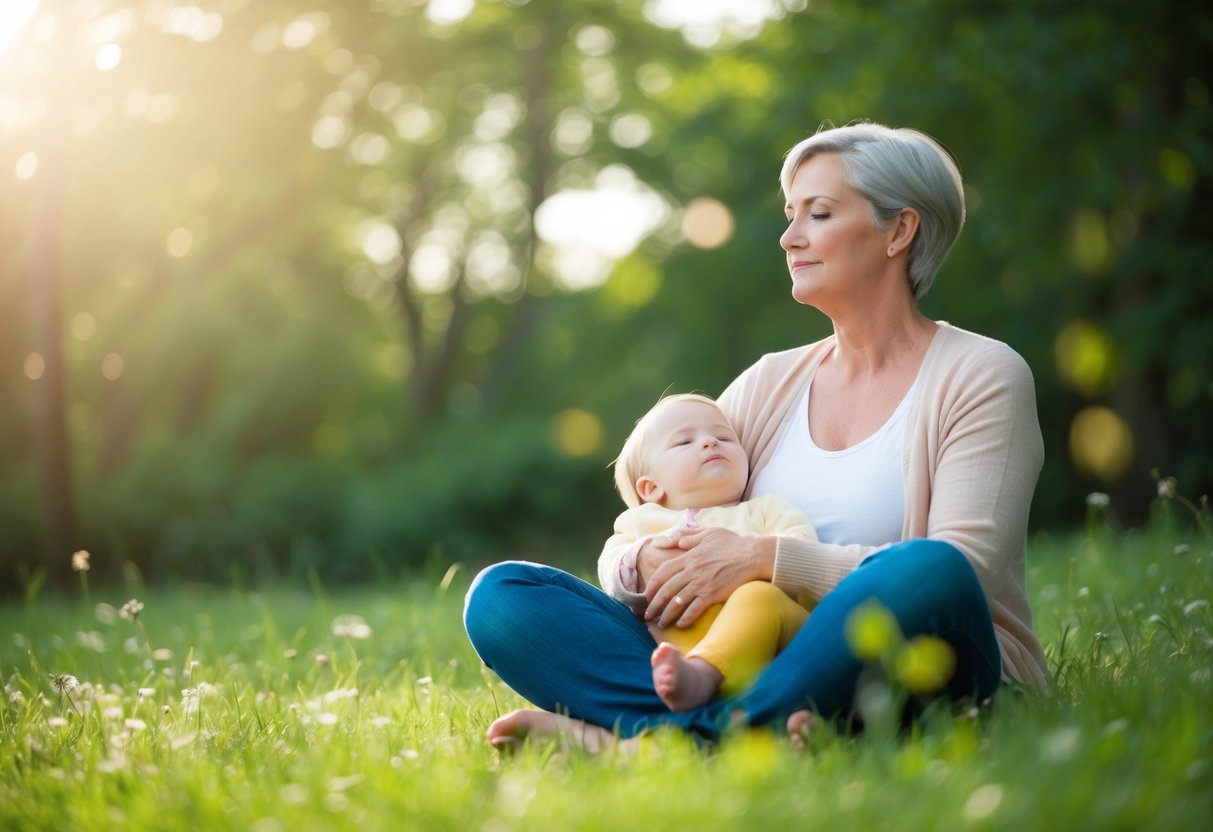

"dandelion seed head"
[316,712,338,726]
[138,687,157,699]
[103,706,124,720]
[49,673,80,695]
[124,718,147,731]
[71,550,91,572]
[48,716,69,727]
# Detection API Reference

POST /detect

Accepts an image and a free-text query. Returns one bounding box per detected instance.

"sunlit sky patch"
[0,0,39,54]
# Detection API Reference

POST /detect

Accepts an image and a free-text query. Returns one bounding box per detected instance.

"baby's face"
[638,400,748,510]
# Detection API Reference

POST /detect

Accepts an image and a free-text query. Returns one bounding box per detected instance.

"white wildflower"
[152,648,173,661]
[48,717,69,727]
[119,598,144,620]
[323,688,359,704]
[124,718,147,731]
[1086,492,1111,508]
[95,603,117,625]
[331,615,373,640]
[71,550,91,572]
[75,631,106,653]
[316,712,338,726]
[137,687,157,700]
[1157,477,1178,499]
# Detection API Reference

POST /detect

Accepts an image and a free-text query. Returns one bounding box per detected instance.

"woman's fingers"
[655,585,695,628]
[675,595,710,628]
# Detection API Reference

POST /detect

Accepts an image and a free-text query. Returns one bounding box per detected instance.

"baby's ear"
[635,477,665,505]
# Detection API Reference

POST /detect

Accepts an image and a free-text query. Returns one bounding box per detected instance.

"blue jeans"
[463,539,1000,742]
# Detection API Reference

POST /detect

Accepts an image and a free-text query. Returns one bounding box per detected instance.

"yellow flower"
[894,635,957,694]
[845,601,902,661]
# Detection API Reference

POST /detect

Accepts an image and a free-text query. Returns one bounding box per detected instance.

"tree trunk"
[28,108,76,586]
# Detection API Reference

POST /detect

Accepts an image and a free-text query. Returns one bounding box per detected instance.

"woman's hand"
[643,528,777,628]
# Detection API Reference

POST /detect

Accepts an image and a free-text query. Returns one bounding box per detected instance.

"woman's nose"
[780,223,801,251]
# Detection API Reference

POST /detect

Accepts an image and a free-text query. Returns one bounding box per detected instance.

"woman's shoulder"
[739,335,836,379]
[931,322,1034,376]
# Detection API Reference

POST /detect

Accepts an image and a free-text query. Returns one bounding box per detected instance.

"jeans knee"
[463,560,540,648]
[908,540,981,596]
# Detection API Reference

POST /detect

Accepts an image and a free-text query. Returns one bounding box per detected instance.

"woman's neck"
[827,303,936,378]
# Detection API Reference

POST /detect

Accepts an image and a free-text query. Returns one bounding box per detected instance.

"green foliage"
[1,519,1211,830]
[2,0,1211,582]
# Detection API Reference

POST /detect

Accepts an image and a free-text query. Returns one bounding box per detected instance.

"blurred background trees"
[2,0,1210,588]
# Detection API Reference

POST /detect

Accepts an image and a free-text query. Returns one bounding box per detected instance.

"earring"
[888,247,896,257]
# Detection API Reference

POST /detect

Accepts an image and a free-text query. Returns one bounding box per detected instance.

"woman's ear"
[636,477,665,505]
[887,207,920,257]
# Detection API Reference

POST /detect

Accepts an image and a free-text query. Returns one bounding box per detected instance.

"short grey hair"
[780,122,965,300]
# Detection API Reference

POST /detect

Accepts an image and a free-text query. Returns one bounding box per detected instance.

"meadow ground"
[2,509,1211,830]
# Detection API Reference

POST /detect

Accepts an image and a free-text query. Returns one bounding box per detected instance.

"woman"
[463,122,1048,751]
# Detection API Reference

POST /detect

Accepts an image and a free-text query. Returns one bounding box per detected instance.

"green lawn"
[2,520,1211,831]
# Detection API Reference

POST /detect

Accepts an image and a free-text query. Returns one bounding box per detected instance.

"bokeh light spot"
[71,313,97,341]
[1069,210,1110,274]
[14,150,37,180]
[682,197,734,249]
[427,0,474,26]
[845,601,901,661]
[95,43,121,71]
[894,635,956,694]
[1069,406,1134,482]
[357,219,402,265]
[1159,148,1194,190]
[166,228,193,258]
[551,409,603,458]
[23,353,45,380]
[609,113,652,149]
[101,353,124,381]
[1054,320,1116,396]
[601,256,661,311]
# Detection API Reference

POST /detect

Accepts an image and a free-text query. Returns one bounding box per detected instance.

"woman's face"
[780,153,894,309]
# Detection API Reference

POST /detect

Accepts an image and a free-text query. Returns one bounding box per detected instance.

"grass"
[2,511,1211,831]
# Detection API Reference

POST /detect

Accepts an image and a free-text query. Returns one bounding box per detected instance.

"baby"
[598,393,817,711]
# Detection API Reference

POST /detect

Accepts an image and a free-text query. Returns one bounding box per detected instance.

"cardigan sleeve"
[597,508,656,611]
[918,343,1044,599]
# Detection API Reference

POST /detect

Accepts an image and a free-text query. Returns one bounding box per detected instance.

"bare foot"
[786,709,817,751]
[486,709,636,756]
[651,642,724,712]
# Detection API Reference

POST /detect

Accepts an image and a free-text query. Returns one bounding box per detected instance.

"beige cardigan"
[716,322,1049,690]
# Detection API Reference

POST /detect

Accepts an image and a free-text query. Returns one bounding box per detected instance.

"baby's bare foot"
[486,709,632,755]
[786,709,817,751]
[651,642,723,712]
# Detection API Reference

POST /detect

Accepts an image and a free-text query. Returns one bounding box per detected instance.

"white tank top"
[749,379,911,546]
